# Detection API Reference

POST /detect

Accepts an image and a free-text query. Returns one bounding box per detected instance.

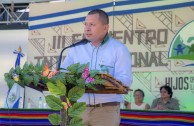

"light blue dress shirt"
[61,34,133,104]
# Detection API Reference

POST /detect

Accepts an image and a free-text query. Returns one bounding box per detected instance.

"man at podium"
[61,9,133,126]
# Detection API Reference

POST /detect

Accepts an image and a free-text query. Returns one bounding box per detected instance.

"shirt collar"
[100,33,109,45]
[89,33,109,47]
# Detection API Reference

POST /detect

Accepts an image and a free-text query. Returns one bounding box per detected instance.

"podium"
[27,72,131,126]
[28,73,131,94]
[86,73,131,94]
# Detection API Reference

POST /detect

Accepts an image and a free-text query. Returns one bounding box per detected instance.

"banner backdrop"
[28,0,194,111]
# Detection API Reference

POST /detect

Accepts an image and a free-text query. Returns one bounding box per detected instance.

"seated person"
[151,85,180,110]
[125,89,150,110]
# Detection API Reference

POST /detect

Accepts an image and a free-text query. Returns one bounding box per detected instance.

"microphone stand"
[57,45,73,71]
[57,39,88,70]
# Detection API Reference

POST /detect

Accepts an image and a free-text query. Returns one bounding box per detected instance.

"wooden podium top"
[88,73,132,94]
[28,73,132,94]
[85,88,132,94]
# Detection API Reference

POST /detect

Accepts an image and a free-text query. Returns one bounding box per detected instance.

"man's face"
[84,13,109,43]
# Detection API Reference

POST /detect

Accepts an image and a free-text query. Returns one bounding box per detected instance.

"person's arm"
[151,99,158,110]
[124,101,128,108]
[151,99,167,110]
[126,102,131,109]
[171,99,180,110]
[114,45,133,88]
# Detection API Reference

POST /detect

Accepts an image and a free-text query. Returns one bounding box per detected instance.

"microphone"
[57,39,88,70]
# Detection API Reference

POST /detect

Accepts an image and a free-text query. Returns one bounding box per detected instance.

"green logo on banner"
[168,20,194,66]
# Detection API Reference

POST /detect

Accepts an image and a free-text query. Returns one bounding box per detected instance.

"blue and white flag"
[4,83,24,109]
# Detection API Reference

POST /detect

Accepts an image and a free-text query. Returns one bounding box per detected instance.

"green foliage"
[76,78,87,87]
[85,84,98,91]
[4,62,46,89]
[48,113,61,125]
[89,70,99,77]
[4,68,17,88]
[68,102,86,118]
[4,62,104,125]
[15,66,22,74]
[23,74,33,85]
[4,74,15,89]
[66,63,80,74]
[76,63,89,73]
[47,81,66,96]
[69,117,84,126]
[85,75,105,91]
[68,86,85,101]
[35,62,44,72]
[45,63,104,126]
[66,74,76,85]
[45,95,64,111]
[33,74,39,86]
[93,76,105,86]
[51,72,66,84]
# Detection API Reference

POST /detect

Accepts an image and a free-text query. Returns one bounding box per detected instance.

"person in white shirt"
[125,89,150,110]
[61,9,133,126]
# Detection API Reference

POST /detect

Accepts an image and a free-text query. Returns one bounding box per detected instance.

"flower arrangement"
[45,63,104,126]
[4,62,104,126]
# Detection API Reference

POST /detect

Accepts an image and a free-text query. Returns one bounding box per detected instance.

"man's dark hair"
[160,85,173,98]
[134,89,145,97]
[88,9,109,24]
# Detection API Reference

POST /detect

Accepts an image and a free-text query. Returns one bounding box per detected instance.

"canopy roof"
[0,0,54,4]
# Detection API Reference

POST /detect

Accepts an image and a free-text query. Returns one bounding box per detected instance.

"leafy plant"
[4,62,67,89]
[4,62,104,126]
[4,62,49,89]
[45,63,104,126]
